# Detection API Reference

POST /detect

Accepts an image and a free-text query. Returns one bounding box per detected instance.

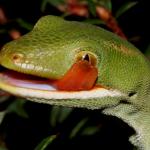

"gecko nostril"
[12,53,24,64]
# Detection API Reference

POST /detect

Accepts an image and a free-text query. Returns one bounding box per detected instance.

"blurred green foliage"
[115,1,137,18]
[35,135,57,150]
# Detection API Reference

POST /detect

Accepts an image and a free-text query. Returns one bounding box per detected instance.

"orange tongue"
[51,60,98,91]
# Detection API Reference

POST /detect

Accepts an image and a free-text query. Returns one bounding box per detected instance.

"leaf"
[47,0,65,7]
[115,1,138,18]
[41,0,48,12]
[87,0,97,16]
[83,19,105,25]
[41,0,65,11]
[105,0,112,11]
[34,135,57,150]
[0,111,5,124]
[81,126,100,136]
[7,98,28,118]
[16,19,33,31]
[69,118,88,139]
[50,106,73,127]
[96,0,112,11]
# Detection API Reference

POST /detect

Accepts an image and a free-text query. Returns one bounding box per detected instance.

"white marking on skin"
[21,63,27,68]
[35,66,43,71]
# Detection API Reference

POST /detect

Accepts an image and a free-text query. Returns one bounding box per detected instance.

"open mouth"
[0,70,57,91]
[0,60,99,91]
[0,60,124,101]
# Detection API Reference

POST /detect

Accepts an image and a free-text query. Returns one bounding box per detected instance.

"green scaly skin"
[0,16,150,150]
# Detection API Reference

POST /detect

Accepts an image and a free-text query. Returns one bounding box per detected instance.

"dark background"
[0,0,149,50]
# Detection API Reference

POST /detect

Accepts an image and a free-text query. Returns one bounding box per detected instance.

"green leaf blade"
[115,1,138,18]
[81,126,100,136]
[16,19,33,31]
[87,0,97,16]
[34,135,57,150]
[50,106,72,127]
[69,118,88,139]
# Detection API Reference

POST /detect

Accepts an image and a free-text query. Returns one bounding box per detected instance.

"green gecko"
[0,15,150,150]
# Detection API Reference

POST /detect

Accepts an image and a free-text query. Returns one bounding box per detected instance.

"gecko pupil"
[83,54,90,62]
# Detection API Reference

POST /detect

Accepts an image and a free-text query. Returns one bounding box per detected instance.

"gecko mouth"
[0,70,57,91]
[0,68,124,101]
[0,60,124,101]
[0,60,100,91]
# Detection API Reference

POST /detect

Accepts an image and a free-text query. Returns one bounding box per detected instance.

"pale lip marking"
[0,71,125,100]
[0,70,56,90]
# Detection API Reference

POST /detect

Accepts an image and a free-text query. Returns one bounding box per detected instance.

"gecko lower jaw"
[0,69,126,101]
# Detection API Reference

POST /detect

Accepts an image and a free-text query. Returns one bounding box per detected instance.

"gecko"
[0,15,150,150]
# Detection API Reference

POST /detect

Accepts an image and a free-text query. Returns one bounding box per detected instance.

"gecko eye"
[75,51,97,66]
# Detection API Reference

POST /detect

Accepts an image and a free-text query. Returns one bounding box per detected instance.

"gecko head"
[0,15,149,109]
